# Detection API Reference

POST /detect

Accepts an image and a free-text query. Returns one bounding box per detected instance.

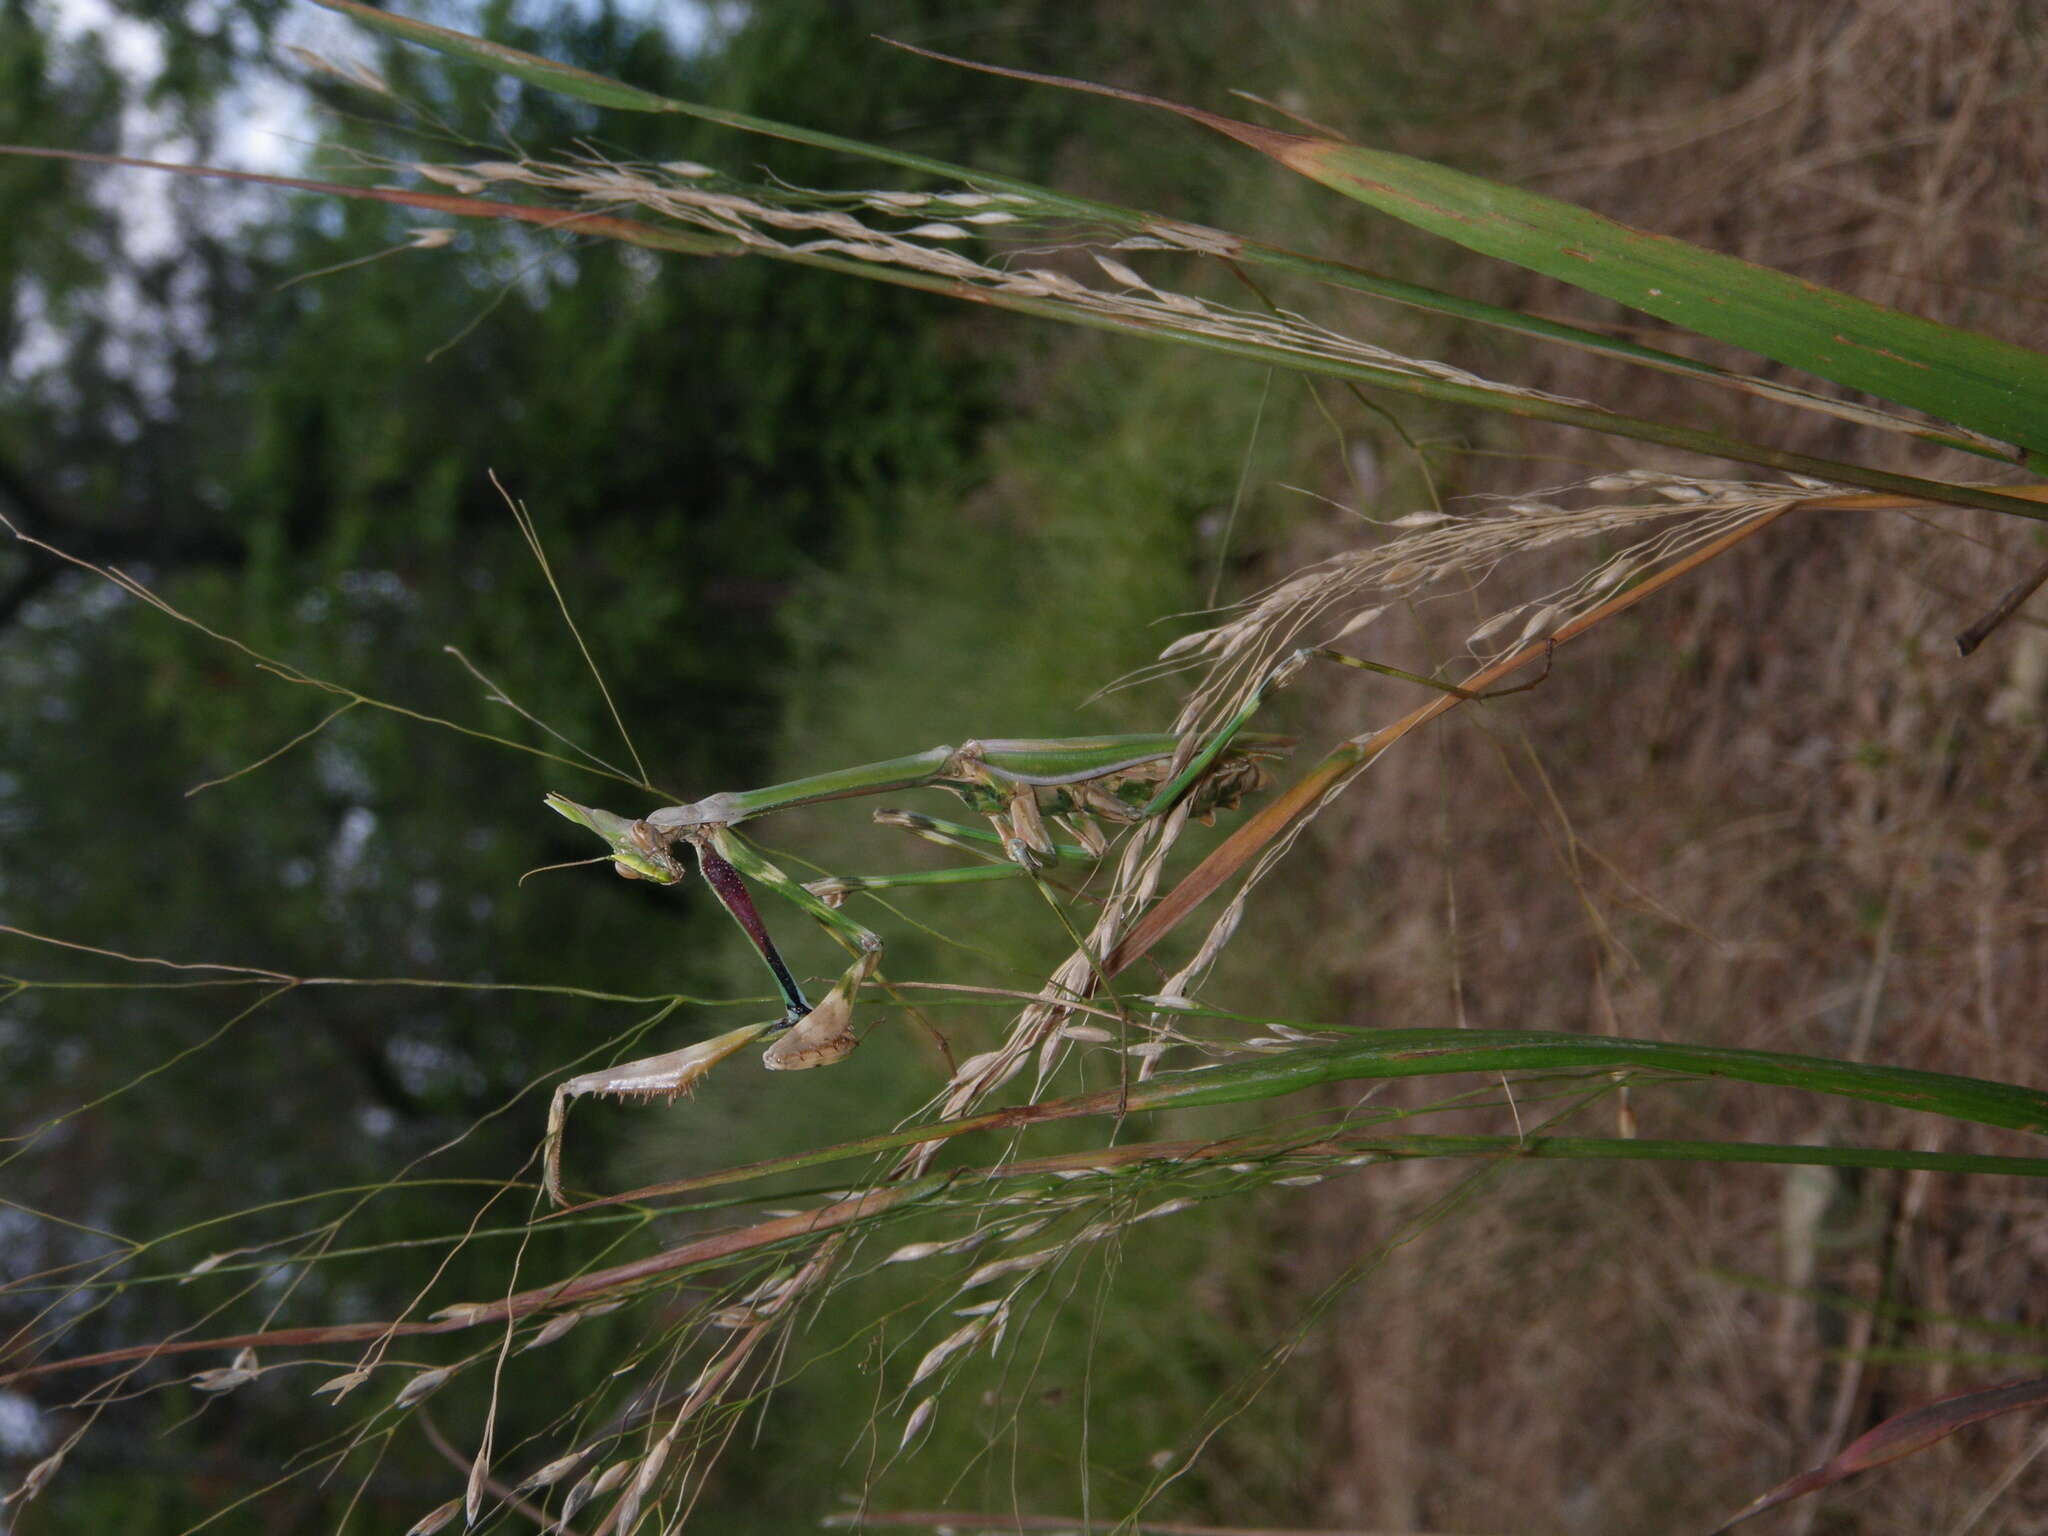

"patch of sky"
[326,804,378,881]
[32,1,737,405]
[46,0,734,182]
[314,737,375,800]
[338,568,416,607]
[356,1102,397,1139]
[385,1030,482,1096]
[78,581,128,618]
[14,576,131,636]
[0,1391,52,1458]
[0,1206,45,1254]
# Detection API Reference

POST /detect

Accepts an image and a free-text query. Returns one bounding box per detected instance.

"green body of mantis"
[539,645,1547,1202]
[539,730,1288,1201]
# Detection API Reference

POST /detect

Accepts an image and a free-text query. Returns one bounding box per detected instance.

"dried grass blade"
[886,45,2048,457]
[1707,1375,2048,1532]
[315,6,2005,460]
[1107,498,1803,973]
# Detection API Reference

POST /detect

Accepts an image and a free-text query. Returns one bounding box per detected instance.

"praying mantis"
[539,643,1548,1202]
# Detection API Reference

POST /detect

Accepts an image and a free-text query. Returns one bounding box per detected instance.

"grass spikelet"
[900,1396,937,1450]
[404,1496,462,1536]
[958,1250,1057,1291]
[4,1447,65,1508]
[564,1457,633,1522]
[614,1428,677,1535]
[281,44,391,97]
[518,1310,584,1352]
[312,1368,371,1401]
[513,1450,588,1492]
[393,1365,453,1409]
[882,1240,951,1266]
[190,1348,260,1393]
[909,1319,990,1388]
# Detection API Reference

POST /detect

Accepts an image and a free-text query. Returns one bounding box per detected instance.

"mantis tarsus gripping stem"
[537,640,1550,1202]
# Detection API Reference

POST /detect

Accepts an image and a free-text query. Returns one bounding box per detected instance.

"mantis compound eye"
[543,793,687,883]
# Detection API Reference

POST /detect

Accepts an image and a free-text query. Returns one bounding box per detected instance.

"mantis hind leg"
[1308,638,1554,700]
[802,811,1096,906]
[1137,638,1555,819]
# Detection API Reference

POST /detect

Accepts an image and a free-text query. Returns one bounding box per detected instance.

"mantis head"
[544,793,685,883]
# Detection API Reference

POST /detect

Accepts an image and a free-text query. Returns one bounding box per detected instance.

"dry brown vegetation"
[1243,2,2048,1530]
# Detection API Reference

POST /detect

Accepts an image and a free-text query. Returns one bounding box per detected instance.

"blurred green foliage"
[5,0,1662,1523]
[1,0,1047,1522]
[0,2,1331,1527]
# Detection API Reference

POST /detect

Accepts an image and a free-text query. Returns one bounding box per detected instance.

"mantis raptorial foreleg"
[542,1013,774,1205]
[538,806,887,1201]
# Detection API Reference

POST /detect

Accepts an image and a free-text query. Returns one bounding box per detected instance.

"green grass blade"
[16,142,2047,523]
[1145,1028,2048,1134]
[314,4,2009,462]
[571,1030,2048,1212]
[312,0,673,111]
[893,47,2048,457]
[1276,137,2048,455]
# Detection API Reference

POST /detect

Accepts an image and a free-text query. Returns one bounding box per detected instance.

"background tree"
[1,4,1218,1523]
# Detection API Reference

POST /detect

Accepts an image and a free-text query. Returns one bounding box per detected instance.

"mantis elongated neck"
[645,746,959,830]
